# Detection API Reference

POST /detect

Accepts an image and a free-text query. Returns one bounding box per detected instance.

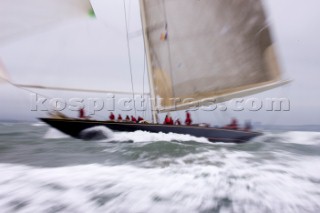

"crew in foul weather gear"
[185,111,192,125]
[109,112,115,121]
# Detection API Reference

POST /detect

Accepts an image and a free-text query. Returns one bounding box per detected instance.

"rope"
[128,0,132,30]
[2,79,66,115]
[123,0,137,117]
[2,78,50,99]
[142,52,147,118]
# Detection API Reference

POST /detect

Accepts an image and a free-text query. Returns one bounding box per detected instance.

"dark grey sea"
[0,122,320,213]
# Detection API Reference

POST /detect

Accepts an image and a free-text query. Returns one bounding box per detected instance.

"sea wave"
[31,122,47,127]
[104,130,211,144]
[74,126,211,144]
[44,128,70,139]
[0,150,319,213]
[276,131,320,145]
[43,124,320,147]
[1,123,320,212]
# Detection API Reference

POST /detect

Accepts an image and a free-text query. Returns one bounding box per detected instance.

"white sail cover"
[140,0,286,111]
[0,0,93,45]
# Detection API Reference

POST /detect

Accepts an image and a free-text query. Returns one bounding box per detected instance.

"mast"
[139,0,158,123]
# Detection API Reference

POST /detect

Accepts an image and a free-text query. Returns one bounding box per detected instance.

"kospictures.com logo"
[30,94,290,115]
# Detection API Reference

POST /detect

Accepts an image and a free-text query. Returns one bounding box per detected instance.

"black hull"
[40,118,262,143]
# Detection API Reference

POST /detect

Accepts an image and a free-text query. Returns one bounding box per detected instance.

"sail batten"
[140,0,285,111]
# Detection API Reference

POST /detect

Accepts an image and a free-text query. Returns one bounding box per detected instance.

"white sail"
[0,0,93,45]
[140,0,286,111]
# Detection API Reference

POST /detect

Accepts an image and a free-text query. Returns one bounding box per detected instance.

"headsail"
[140,0,287,111]
[0,0,93,45]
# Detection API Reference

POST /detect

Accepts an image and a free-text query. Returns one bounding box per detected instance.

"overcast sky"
[0,0,319,125]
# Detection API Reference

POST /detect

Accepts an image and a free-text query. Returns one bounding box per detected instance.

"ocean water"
[0,123,320,213]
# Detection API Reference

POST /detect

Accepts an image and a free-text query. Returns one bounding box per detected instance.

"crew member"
[185,111,192,125]
[138,116,144,123]
[164,113,174,125]
[79,107,85,119]
[175,119,181,125]
[117,114,123,122]
[227,118,238,130]
[125,115,130,122]
[109,112,115,121]
[131,116,137,123]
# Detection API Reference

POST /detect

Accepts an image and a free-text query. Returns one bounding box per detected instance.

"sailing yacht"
[1,0,289,143]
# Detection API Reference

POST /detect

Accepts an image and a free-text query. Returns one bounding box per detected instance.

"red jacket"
[164,116,174,125]
[131,116,137,123]
[185,112,192,125]
[109,113,115,121]
[79,108,85,118]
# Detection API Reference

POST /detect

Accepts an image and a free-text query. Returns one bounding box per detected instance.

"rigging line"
[13,84,147,95]
[128,0,132,31]
[3,79,68,113]
[142,51,147,118]
[195,110,200,124]
[1,78,50,99]
[2,78,98,118]
[123,0,137,117]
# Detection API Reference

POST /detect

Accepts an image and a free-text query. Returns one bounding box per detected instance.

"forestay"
[140,0,288,111]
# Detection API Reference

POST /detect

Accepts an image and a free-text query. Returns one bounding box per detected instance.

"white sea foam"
[43,125,320,147]
[77,126,211,144]
[43,128,70,139]
[0,148,319,213]
[43,125,211,143]
[104,130,211,144]
[31,122,46,127]
[276,131,320,145]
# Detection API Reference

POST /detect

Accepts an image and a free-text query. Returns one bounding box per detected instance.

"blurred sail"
[0,0,93,45]
[0,69,8,83]
[140,0,286,111]
[0,60,9,83]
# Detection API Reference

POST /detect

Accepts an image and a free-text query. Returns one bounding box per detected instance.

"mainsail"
[0,0,93,45]
[140,0,288,111]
